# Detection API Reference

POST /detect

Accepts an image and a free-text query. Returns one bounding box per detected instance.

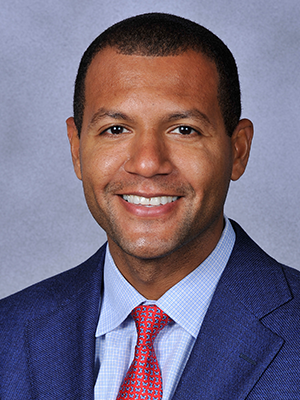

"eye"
[171,126,200,135]
[102,125,130,135]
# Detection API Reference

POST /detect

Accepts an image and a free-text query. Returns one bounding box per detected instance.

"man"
[1,12,299,400]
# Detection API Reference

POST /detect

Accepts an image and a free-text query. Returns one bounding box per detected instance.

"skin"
[67,47,253,299]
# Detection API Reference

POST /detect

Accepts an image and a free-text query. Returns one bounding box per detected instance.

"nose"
[124,130,173,177]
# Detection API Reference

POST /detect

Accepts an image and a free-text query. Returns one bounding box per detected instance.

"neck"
[108,221,224,299]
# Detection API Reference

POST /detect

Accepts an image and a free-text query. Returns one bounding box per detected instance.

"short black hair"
[73,13,241,137]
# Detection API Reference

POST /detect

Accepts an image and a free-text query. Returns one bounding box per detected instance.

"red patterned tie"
[117,305,170,400]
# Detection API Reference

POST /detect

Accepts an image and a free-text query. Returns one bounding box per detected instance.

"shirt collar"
[96,216,235,338]
[95,248,145,336]
[156,216,235,337]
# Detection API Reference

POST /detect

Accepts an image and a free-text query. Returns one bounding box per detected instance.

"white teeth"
[140,197,150,206]
[123,195,178,207]
[133,196,140,205]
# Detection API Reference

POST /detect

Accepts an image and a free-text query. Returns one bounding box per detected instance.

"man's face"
[68,47,250,261]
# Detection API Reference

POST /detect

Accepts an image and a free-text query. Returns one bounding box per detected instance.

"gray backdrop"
[1,0,299,298]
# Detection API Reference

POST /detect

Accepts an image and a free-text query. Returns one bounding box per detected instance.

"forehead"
[85,46,219,95]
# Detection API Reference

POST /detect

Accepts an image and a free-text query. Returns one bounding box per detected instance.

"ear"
[66,117,82,180]
[231,118,254,181]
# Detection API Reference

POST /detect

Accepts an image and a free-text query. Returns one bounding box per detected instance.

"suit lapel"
[24,246,106,400]
[173,221,292,400]
[172,282,285,400]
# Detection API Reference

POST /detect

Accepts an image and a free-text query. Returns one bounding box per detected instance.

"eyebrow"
[88,108,133,130]
[88,107,211,130]
[162,109,211,126]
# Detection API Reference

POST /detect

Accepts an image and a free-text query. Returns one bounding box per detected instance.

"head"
[73,13,241,138]
[67,13,253,274]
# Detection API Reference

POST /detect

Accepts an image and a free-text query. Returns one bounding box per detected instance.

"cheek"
[181,147,231,197]
[80,143,125,185]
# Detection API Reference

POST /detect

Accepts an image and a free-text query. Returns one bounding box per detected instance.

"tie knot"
[131,305,169,345]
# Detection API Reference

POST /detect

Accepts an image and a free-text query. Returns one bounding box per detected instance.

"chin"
[113,236,179,261]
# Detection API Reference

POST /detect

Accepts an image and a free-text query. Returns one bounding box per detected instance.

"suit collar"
[173,221,292,400]
[223,220,292,319]
[25,245,106,399]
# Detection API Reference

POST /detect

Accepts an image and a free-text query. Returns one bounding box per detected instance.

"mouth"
[122,194,179,207]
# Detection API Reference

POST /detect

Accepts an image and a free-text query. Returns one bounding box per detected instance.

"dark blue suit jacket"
[1,221,300,399]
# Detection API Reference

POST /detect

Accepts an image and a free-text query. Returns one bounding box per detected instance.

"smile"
[122,195,178,207]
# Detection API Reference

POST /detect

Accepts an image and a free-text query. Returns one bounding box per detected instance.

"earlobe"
[231,118,254,181]
[66,117,82,180]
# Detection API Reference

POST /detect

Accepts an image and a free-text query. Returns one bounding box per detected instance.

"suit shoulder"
[0,245,106,328]
[231,219,300,273]
[227,220,300,314]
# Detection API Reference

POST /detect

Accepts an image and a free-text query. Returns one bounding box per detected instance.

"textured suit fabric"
[1,220,300,399]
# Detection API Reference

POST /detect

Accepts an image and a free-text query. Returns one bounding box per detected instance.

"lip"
[118,194,181,218]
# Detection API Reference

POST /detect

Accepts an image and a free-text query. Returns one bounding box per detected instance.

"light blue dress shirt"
[94,217,235,399]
